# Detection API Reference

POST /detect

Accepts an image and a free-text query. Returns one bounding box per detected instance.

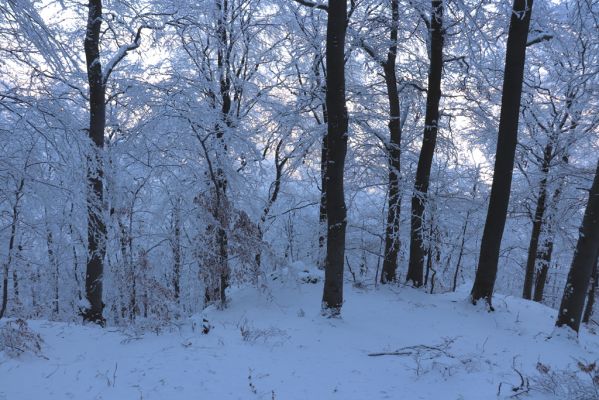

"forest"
[0,0,598,398]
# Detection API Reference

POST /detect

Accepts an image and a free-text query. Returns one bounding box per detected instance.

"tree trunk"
[556,160,599,332]
[406,0,444,287]
[316,55,328,269]
[172,201,181,303]
[380,0,402,284]
[0,177,24,320]
[522,140,553,299]
[83,0,107,325]
[470,0,533,307]
[321,0,348,315]
[583,255,599,324]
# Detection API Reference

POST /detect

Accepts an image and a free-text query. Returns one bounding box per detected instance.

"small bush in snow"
[0,319,45,359]
[237,318,288,344]
[533,361,599,399]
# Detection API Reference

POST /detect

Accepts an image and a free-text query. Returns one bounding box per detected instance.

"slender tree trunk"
[406,0,444,287]
[381,0,402,284]
[316,55,328,269]
[452,211,470,292]
[522,140,553,299]
[533,164,567,302]
[321,0,348,315]
[83,0,107,325]
[0,177,24,320]
[172,201,181,303]
[556,160,599,332]
[46,228,60,317]
[583,256,599,324]
[470,0,533,307]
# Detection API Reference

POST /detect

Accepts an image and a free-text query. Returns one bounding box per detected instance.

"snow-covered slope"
[1,267,597,399]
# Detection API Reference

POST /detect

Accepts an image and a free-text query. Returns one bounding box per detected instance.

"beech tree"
[321,0,348,315]
[556,160,599,332]
[406,0,445,287]
[470,0,534,307]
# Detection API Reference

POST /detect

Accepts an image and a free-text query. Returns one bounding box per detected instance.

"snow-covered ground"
[1,264,597,400]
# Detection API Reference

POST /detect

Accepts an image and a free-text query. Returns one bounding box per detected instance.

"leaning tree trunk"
[380,0,402,284]
[522,140,553,299]
[470,0,533,307]
[406,0,444,287]
[83,0,107,325]
[321,0,348,315]
[556,160,599,332]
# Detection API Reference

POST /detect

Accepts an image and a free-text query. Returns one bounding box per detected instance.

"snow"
[1,268,598,400]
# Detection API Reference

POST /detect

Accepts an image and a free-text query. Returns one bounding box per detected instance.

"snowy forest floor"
[1,263,598,400]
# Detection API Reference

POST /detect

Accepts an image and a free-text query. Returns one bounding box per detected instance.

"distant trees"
[470,0,534,307]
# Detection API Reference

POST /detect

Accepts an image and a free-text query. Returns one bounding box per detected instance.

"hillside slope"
[1,264,597,400]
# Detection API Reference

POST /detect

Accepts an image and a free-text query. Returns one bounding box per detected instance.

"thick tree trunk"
[556,161,599,332]
[522,141,553,299]
[204,0,232,307]
[470,0,533,307]
[380,0,402,284]
[583,256,599,324]
[406,0,444,287]
[83,0,107,325]
[321,0,348,315]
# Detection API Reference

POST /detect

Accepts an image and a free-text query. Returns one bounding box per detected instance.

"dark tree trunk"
[470,0,533,307]
[172,201,181,303]
[380,0,402,284]
[406,0,444,287]
[46,228,60,317]
[522,140,552,299]
[583,256,599,324]
[83,0,107,325]
[1,177,24,320]
[533,165,567,302]
[556,161,599,332]
[315,55,328,269]
[321,0,348,315]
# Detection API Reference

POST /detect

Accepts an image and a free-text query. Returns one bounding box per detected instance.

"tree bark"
[0,178,23,320]
[316,55,329,269]
[83,0,107,325]
[406,0,444,287]
[321,0,348,315]
[582,255,599,324]
[522,140,552,299]
[470,0,533,307]
[380,0,402,284]
[556,160,599,332]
